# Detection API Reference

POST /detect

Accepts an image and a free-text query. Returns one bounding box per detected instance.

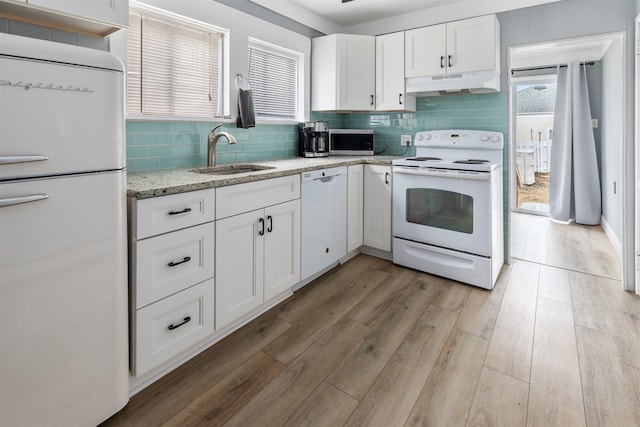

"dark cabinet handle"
[448,55,452,67]
[168,207,192,216]
[399,93,403,105]
[267,215,273,233]
[370,94,374,105]
[440,55,445,68]
[168,316,191,331]
[168,256,191,267]
[385,172,390,185]
[258,217,265,236]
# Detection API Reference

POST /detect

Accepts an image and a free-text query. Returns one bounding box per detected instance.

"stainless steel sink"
[192,164,275,175]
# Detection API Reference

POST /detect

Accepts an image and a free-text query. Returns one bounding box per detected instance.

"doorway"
[508,33,626,286]
[512,75,557,215]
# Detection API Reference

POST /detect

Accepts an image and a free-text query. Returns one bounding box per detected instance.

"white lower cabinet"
[364,164,392,252]
[134,278,215,377]
[215,175,300,330]
[129,189,216,378]
[347,164,364,252]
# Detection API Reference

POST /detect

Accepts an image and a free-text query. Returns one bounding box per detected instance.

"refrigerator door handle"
[0,193,50,208]
[0,155,49,165]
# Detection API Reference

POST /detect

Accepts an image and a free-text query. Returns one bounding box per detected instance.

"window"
[248,39,301,121]
[128,3,226,118]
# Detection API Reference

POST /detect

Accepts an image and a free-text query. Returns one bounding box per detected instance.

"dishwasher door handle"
[318,175,336,183]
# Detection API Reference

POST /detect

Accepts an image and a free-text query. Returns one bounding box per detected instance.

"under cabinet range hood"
[405,70,500,96]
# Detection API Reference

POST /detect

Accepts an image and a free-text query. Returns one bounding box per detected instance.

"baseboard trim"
[601,215,622,260]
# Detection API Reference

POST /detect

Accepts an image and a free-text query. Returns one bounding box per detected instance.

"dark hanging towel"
[236,88,256,129]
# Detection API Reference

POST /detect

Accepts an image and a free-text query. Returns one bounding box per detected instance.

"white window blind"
[128,5,225,118]
[248,41,299,120]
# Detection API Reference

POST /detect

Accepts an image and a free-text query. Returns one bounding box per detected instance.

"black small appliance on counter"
[298,121,329,157]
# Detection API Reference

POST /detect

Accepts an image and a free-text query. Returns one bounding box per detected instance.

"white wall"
[601,38,624,253]
[110,0,311,120]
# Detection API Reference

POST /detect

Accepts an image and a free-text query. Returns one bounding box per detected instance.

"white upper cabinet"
[312,34,375,111]
[375,32,416,112]
[405,15,499,77]
[1,0,128,36]
[28,0,128,28]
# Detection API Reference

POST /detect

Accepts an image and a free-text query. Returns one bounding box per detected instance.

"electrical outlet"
[401,134,412,146]
[592,119,599,128]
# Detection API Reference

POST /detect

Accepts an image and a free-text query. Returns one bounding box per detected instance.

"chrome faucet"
[207,123,237,166]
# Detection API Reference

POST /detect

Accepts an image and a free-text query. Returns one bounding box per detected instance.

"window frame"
[126,1,230,121]
[247,37,304,123]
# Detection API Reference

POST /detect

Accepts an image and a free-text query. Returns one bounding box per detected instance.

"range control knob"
[417,134,424,142]
[480,135,489,142]
[425,134,432,141]
[490,135,501,143]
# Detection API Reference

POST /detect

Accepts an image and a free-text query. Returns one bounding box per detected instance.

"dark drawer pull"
[168,256,191,267]
[168,207,192,215]
[168,316,191,331]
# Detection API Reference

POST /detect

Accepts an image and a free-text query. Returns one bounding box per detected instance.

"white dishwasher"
[300,166,347,286]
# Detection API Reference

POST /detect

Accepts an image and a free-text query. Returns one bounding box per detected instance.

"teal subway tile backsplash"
[126,92,508,172]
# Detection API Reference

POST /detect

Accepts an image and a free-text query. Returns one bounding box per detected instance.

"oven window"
[405,189,474,234]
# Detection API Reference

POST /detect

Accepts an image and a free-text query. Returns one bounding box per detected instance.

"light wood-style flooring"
[103,215,640,426]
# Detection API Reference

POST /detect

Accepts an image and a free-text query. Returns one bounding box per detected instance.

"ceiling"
[249,0,564,35]
[253,0,459,28]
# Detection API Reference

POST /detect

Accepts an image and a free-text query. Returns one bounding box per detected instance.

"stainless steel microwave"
[329,129,374,156]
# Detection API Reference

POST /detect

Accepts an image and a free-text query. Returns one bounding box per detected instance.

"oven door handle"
[393,167,490,181]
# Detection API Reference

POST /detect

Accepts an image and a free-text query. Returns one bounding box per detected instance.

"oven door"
[392,166,493,256]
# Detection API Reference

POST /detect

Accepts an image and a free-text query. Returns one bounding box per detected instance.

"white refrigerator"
[0,34,129,426]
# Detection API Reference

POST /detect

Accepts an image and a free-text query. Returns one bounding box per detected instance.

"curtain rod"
[511,61,595,75]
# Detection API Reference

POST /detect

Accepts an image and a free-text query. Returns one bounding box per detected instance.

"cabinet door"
[376,32,415,111]
[264,200,300,301]
[338,35,375,111]
[215,209,264,329]
[446,15,497,74]
[347,164,364,252]
[405,24,447,77]
[28,0,128,28]
[364,165,392,252]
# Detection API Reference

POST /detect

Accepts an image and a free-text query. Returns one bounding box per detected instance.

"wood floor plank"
[344,304,459,427]
[569,270,640,340]
[404,328,489,427]
[327,275,443,399]
[346,267,419,326]
[101,313,291,427]
[430,278,472,313]
[537,264,571,305]
[575,325,640,426]
[527,298,585,427]
[276,254,383,324]
[456,265,509,340]
[283,382,359,427]
[224,317,369,427]
[484,266,538,383]
[466,366,529,427]
[161,351,285,427]
[263,267,388,365]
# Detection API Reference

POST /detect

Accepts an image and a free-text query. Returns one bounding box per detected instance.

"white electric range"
[392,130,504,289]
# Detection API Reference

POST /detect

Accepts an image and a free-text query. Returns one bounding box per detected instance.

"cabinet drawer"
[133,189,215,239]
[216,175,300,219]
[134,223,215,309]
[133,278,215,377]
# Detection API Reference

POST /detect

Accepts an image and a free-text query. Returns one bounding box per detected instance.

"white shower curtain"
[549,62,601,225]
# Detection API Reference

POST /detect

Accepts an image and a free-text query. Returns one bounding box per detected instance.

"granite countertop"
[127,156,399,199]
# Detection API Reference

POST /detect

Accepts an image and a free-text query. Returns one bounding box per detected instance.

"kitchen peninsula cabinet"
[405,14,499,77]
[312,33,375,111]
[215,175,300,330]
[129,188,216,377]
[364,164,392,252]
